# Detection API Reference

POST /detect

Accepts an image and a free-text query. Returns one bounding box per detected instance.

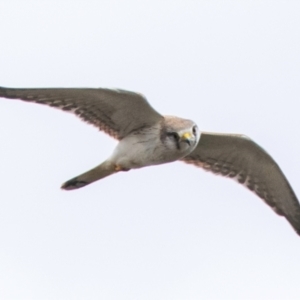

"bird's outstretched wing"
[182,132,300,235]
[0,87,162,139]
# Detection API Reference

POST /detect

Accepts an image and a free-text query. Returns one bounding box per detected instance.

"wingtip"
[0,87,6,97]
[294,226,300,237]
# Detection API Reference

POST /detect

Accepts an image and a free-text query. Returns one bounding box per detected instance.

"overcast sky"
[1,1,300,299]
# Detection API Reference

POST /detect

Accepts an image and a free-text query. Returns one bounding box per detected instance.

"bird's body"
[110,116,199,169]
[110,129,163,169]
[1,86,300,235]
[108,124,168,169]
[62,116,200,189]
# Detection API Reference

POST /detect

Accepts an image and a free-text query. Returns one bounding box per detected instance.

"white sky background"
[0,1,300,299]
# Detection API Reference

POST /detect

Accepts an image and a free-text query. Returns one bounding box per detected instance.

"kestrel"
[1,86,300,235]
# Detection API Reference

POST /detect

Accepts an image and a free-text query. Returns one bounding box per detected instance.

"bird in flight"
[1,86,299,235]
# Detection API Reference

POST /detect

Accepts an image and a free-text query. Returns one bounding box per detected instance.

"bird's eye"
[167,132,180,141]
[192,126,197,136]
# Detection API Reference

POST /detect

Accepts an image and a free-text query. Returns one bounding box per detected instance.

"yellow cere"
[182,132,192,140]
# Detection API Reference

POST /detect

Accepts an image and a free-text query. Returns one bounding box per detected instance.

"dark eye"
[167,132,180,141]
[192,126,197,136]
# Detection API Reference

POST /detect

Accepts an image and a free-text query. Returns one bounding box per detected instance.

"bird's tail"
[61,160,118,190]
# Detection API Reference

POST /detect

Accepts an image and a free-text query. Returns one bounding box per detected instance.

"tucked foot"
[114,164,130,172]
[61,178,88,190]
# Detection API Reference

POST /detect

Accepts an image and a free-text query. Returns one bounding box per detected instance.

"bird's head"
[162,116,200,156]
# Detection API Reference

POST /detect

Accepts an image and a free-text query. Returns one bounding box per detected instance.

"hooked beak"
[181,132,192,146]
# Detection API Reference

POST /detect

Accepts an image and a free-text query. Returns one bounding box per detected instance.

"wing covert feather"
[182,132,300,235]
[0,87,163,139]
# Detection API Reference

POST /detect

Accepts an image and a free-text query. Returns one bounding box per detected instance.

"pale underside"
[1,86,300,235]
